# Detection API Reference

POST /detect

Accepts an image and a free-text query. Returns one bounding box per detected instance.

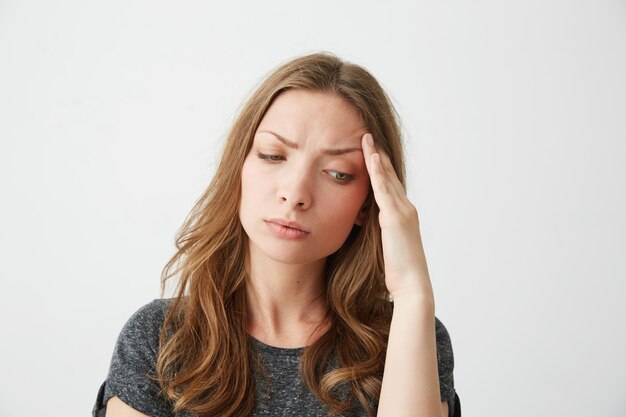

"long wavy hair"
[155,51,406,417]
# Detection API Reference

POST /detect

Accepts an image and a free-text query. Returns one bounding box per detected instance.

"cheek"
[322,188,367,222]
[240,160,275,219]
[241,158,262,189]
[240,160,252,191]
[240,159,260,208]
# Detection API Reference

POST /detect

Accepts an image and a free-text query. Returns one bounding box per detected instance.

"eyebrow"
[256,130,362,156]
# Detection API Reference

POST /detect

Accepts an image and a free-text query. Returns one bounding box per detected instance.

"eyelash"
[257,152,285,162]
[256,152,354,184]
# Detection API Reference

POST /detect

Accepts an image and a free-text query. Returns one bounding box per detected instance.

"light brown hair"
[156,51,406,417]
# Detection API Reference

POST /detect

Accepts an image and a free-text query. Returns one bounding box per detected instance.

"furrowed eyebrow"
[256,130,362,156]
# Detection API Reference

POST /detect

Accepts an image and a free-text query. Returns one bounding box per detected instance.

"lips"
[265,218,310,233]
[264,219,310,241]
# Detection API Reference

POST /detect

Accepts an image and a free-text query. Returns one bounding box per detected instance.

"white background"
[1,1,625,416]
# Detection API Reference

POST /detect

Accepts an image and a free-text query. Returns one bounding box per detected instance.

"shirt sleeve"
[435,316,460,417]
[93,299,174,417]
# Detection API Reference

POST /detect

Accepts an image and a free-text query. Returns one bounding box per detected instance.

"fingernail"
[366,133,373,146]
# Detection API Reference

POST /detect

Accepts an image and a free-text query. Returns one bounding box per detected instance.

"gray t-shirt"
[93,299,459,417]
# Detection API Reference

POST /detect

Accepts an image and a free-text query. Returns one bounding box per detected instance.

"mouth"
[264,220,311,240]
[264,218,310,233]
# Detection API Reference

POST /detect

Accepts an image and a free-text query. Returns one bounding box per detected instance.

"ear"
[354,204,368,226]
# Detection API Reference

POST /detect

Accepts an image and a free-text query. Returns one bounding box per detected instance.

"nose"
[277,167,313,210]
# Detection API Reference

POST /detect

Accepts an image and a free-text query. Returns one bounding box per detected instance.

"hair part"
[155,51,406,417]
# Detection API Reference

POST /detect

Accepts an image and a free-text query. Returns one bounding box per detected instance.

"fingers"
[367,152,397,213]
[361,133,407,208]
[378,150,406,197]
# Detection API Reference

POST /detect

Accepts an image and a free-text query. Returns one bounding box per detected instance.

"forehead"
[256,89,366,146]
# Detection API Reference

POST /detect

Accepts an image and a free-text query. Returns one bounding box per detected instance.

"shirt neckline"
[247,334,305,356]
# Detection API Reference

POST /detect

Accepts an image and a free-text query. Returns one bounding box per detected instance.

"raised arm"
[361,133,445,417]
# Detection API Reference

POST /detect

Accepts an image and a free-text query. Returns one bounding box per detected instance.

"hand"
[361,133,434,303]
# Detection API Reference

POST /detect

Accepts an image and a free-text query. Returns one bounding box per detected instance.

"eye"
[326,170,354,184]
[257,152,285,162]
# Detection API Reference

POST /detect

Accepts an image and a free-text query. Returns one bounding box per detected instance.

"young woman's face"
[239,89,371,266]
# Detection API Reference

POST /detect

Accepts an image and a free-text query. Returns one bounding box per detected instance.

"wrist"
[390,291,435,313]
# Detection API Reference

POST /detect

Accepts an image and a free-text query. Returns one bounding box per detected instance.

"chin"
[245,225,348,266]
[264,246,323,265]
[249,236,326,266]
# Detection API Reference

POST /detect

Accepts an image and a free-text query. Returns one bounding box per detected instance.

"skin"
[361,131,446,417]
[106,89,448,417]
[239,89,370,347]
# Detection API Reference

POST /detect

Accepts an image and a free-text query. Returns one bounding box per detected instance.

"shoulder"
[94,299,176,417]
[122,298,171,334]
[433,316,457,409]
[113,298,173,360]
[434,316,454,374]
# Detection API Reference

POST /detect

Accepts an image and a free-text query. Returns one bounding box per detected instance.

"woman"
[94,52,459,417]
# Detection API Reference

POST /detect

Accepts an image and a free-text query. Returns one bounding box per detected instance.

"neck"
[245,244,330,348]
